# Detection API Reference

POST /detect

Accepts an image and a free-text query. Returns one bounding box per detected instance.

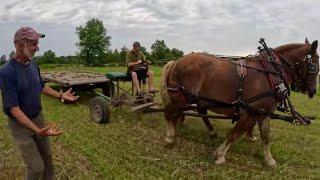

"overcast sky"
[0,0,319,57]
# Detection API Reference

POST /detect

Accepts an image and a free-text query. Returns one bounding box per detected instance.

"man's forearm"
[128,61,140,67]
[10,107,40,133]
[42,85,60,99]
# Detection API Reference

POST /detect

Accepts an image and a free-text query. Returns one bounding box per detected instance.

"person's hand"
[62,88,80,102]
[37,124,63,137]
[137,60,142,64]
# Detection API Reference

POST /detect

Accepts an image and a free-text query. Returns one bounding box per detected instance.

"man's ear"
[14,40,25,49]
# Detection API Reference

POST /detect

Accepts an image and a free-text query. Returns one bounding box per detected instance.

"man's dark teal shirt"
[0,58,44,119]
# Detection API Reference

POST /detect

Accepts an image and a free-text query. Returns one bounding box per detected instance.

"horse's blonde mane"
[160,60,176,107]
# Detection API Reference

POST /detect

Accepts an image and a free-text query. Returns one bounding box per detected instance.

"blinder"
[294,53,319,89]
[298,54,318,75]
[306,54,319,74]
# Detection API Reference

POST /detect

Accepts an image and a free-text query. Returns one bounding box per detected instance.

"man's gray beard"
[23,48,35,59]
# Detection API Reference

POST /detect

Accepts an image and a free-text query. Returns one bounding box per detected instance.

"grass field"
[0,64,320,179]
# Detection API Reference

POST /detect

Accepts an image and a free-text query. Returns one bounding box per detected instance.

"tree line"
[35,18,184,66]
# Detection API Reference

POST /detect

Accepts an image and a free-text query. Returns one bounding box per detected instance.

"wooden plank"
[41,71,110,87]
[129,102,155,112]
[142,106,164,113]
[183,111,232,119]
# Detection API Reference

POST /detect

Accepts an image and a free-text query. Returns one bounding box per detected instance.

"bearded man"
[0,27,79,180]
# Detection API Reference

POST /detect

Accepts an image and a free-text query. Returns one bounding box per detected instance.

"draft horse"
[160,39,319,166]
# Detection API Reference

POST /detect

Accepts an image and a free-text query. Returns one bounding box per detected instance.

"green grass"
[0,65,320,179]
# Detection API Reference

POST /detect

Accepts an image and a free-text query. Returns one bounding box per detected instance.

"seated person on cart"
[126,41,156,96]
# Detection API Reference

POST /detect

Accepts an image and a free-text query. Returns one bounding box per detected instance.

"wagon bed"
[41,71,113,96]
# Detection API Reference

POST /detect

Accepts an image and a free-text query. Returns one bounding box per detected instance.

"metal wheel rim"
[91,103,103,123]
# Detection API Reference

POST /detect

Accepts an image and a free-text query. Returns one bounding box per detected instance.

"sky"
[0,0,319,57]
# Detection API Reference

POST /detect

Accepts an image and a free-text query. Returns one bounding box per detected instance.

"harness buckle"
[268,56,274,62]
[275,82,289,99]
[237,88,243,96]
[306,54,312,63]
[232,100,246,108]
[277,100,289,112]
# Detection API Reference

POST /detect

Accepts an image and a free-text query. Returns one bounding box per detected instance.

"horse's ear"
[305,38,310,44]
[311,40,318,52]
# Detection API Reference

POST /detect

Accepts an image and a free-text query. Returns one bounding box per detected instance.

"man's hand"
[62,88,80,102]
[37,124,63,137]
[136,60,142,64]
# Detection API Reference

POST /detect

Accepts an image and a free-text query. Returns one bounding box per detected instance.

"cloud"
[0,0,319,56]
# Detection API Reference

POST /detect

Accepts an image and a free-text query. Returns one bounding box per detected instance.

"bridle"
[277,49,319,91]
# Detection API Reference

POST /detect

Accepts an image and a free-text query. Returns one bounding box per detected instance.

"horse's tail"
[160,60,176,107]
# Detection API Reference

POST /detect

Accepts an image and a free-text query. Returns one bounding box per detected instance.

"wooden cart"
[41,71,114,97]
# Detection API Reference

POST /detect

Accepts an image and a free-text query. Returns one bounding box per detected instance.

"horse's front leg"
[214,112,255,164]
[246,122,258,142]
[198,108,217,138]
[164,109,181,145]
[202,117,217,138]
[258,117,276,167]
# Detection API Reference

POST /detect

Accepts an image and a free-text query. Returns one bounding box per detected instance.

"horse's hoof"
[246,135,258,142]
[264,158,277,167]
[164,141,175,149]
[164,137,176,148]
[209,131,217,138]
[165,136,175,143]
[215,157,226,165]
[213,149,222,158]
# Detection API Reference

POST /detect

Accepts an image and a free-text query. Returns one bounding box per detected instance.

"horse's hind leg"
[198,108,217,138]
[164,108,181,145]
[214,112,255,164]
[258,116,276,167]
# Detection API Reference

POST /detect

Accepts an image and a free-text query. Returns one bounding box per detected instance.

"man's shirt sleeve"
[126,52,131,65]
[0,75,19,112]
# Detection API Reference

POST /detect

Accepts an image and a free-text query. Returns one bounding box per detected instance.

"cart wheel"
[89,96,110,124]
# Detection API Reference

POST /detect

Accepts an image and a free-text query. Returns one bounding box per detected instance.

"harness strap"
[237,59,248,77]
[196,95,234,108]
[232,59,248,122]
[259,57,275,90]
[245,91,275,104]
[273,51,292,83]
[187,91,275,110]
[271,51,290,86]
[226,59,279,75]
[236,59,247,96]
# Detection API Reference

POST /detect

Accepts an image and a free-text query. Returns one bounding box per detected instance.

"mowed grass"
[0,64,320,179]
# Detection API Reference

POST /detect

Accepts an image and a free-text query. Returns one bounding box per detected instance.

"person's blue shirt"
[0,58,44,119]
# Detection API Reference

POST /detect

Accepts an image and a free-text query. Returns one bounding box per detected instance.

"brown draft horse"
[160,39,319,166]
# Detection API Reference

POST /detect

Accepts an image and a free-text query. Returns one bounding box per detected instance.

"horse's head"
[275,39,319,98]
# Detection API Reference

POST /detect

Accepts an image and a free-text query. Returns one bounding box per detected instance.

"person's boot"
[136,91,144,99]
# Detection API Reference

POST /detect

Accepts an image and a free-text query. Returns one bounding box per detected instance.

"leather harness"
[166,41,303,123]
